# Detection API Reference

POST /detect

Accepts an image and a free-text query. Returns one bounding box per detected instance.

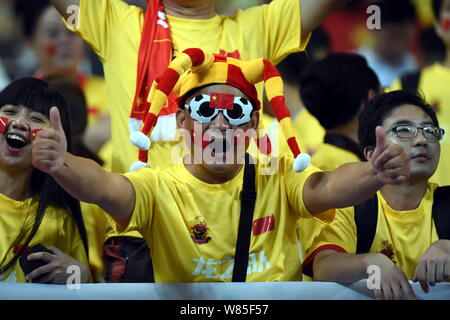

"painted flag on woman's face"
[0,117,8,133]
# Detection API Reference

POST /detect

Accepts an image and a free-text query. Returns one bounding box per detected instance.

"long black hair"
[0,78,88,275]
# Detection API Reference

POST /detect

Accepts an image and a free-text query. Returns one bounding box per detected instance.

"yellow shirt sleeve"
[280,156,334,222]
[301,206,356,277]
[67,0,140,61]
[119,168,159,240]
[235,0,307,64]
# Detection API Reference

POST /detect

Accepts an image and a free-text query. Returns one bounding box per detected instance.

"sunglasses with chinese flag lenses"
[185,93,254,126]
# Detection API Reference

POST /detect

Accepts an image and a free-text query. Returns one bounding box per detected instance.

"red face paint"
[0,117,8,133]
[31,128,44,141]
[191,129,210,148]
[45,43,57,57]
[210,92,234,110]
[442,18,450,31]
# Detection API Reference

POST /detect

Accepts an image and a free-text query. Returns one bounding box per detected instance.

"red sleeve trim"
[302,244,347,278]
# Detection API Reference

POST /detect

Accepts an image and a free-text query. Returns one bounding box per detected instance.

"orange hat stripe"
[263,59,280,81]
[279,117,295,138]
[214,55,228,63]
[270,96,290,121]
[158,68,181,96]
[265,76,284,100]
[183,48,205,66]
[227,64,260,109]
[241,59,265,85]
[225,57,241,68]
[287,137,301,157]
[138,149,148,163]
[142,113,158,135]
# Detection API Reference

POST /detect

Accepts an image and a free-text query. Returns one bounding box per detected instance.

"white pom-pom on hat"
[129,118,143,133]
[129,161,150,172]
[293,153,311,172]
[130,131,151,150]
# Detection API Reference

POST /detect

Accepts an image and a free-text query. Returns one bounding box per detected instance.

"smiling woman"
[0,78,90,284]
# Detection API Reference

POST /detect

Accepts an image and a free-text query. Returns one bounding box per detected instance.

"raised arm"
[300,0,348,40]
[49,0,80,20]
[303,127,409,214]
[32,107,135,222]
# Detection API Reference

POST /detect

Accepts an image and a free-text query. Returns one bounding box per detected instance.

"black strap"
[400,70,421,93]
[355,186,450,254]
[232,153,256,282]
[354,194,379,254]
[432,186,450,240]
[324,133,365,161]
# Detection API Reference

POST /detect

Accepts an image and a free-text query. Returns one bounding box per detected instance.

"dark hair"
[358,90,439,151]
[14,0,51,39]
[0,78,88,274]
[299,53,380,129]
[433,0,443,21]
[374,0,417,25]
[419,26,446,65]
[276,52,309,85]
[44,75,104,165]
[305,26,331,60]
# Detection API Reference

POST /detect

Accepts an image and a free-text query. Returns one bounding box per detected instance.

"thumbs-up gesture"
[32,107,67,175]
[370,126,409,185]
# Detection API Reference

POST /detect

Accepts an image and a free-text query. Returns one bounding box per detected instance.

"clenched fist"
[32,106,67,175]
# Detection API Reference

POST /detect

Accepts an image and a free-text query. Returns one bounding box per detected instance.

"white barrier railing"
[1,280,449,300]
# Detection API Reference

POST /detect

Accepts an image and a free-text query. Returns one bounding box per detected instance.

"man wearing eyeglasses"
[303,90,450,300]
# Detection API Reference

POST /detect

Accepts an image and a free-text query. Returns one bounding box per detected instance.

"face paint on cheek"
[442,18,450,31]
[0,117,8,133]
[233,132,250,146]
[45,43,57,57]
[31,129,44,141]
[191,129,210,148]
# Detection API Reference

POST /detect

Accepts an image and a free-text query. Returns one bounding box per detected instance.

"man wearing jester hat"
[33,49,410,282]
[50,0,350,174]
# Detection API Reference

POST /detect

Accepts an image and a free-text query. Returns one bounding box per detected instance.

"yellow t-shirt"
[83,75,109,127]
[80,202,109,282]
[69,0,307,173]
[0,193,89,282]
[390,63,450,186]
[298,143,361,279]
[303,183,440,280]
[113,155,332,282]
[311,142,362,172]
[293,109,325,155]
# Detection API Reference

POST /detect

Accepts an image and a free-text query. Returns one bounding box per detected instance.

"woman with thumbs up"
[0,78,90,284]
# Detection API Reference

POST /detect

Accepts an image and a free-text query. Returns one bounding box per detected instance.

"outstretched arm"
[300,0,348,41]
[49,0,80,20]
[303,127,409,214]
[32,107,135,222]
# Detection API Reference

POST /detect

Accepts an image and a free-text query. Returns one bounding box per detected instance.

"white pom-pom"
[129,161,150,172]
[129,118,143,133]
[150,114,177,141]
[293,153,311,172]
[130,131,151,150]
